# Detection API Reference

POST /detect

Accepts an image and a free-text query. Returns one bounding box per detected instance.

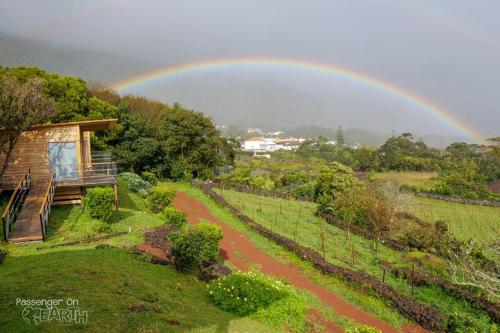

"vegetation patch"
[84,187,115,222]
[209,271,308,330]
[119,172,152,197]
[148,184,176,212]
[160,206,188,227]
[171,221,223,272]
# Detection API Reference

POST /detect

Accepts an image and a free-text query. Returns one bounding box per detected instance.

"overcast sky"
[0,0,499,139]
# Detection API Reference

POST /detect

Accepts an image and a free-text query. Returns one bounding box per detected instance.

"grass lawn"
[0,247,278,333]
[212,188,496,331]
[0,181,297,333]
[373,171,438,191]
[408,197,500,245]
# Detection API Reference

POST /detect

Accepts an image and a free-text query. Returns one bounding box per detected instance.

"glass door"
[48,142,78,181]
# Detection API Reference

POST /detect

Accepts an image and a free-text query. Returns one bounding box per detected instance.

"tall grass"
[408,197,500,245]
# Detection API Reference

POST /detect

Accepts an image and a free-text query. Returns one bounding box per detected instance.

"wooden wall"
[0,125,82,188]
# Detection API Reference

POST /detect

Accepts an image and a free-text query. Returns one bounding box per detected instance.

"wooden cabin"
[0,119,118,243]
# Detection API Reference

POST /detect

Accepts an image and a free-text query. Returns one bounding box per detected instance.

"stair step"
[52,199,82,205]
[54,194,82,201]
[10,235,44,243]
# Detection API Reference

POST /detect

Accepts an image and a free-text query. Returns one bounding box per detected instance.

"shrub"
[314,162,358,212]
[92,221,112,233]
[160,206,187,227]
[290,180,317,199]
[84,187,115,222]
[119,172,152,197]
[208,271,290,316]
[141,171,158,185]
[171,221,223,272]
[446,312,496,333]
[345,325,382,333]
[148,185,176,212]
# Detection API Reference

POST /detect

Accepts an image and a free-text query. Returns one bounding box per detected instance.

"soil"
[174,191,430,333]
[135,243,169,260]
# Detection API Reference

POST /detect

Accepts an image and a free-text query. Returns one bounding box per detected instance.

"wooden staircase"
[2,172,56,244]
[53,187,83,205]
[9,184,46,243]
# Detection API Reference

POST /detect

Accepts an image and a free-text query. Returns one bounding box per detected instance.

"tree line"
[0,66,235,181]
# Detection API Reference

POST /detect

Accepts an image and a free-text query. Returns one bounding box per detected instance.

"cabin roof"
[31,119,118,132]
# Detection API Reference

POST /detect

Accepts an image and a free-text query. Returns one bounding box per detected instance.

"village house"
[243,136,277,152]
[0,119,118,243]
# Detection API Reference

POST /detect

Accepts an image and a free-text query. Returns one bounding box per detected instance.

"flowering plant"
[119,172,152,198]
[208,271,291,316]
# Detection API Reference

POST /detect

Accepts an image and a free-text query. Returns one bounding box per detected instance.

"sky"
[0,0,499,140]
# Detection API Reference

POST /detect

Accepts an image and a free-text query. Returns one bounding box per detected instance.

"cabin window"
[48,142,78,181]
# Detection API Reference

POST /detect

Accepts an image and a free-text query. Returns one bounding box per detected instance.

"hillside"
[0,32,159,84]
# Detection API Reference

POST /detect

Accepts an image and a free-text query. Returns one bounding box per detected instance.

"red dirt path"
[174,192,428,333]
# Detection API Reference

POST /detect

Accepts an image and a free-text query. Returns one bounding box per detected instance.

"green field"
[408,197,500,245]
[373,171,438,191]
[214,188,496,332]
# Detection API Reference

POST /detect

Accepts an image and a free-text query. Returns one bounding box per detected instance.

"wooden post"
[411,262,415,295]
[113,184,119,211]
[382,269,386,283]
[279,201,282,214]
[351,243,355,266]
[294,219,298,241]
[321,231,326,258]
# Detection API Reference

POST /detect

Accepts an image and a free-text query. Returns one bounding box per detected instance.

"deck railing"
[2,170,32,241]
[39,172,56,241]
[1,151,117,188]
[55,161,118,186]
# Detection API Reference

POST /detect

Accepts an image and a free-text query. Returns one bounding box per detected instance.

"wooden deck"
[8,183,46,243]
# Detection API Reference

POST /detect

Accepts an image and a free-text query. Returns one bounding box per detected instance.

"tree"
[314,161,358,213]
[0,73,57,182]
[335,125,345,146]
[160,103,233,179]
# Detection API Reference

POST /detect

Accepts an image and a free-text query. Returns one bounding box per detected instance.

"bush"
[446,312,497,333]
[160,206,187,227]
[141,171,158,185]
[290,180,316,199]
[119,172,152,197]
[314,162,358,212]
[148,185,176,212]
[92,221,112,233]
[171,221,223,272]
[84,187,115,222]
[208,271,291,316]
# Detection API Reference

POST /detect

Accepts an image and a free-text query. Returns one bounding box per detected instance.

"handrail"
[2,177,24,220]
[39,173,56,241]
[2,170,32,241]
[39,173,55,216]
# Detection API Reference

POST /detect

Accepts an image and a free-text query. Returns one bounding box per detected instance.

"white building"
[243,137,277,152]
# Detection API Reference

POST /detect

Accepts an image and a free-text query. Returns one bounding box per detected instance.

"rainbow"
[111,56,484,143]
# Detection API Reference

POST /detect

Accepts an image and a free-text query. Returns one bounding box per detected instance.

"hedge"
[84,187,115,222]
[148,185,176,213]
